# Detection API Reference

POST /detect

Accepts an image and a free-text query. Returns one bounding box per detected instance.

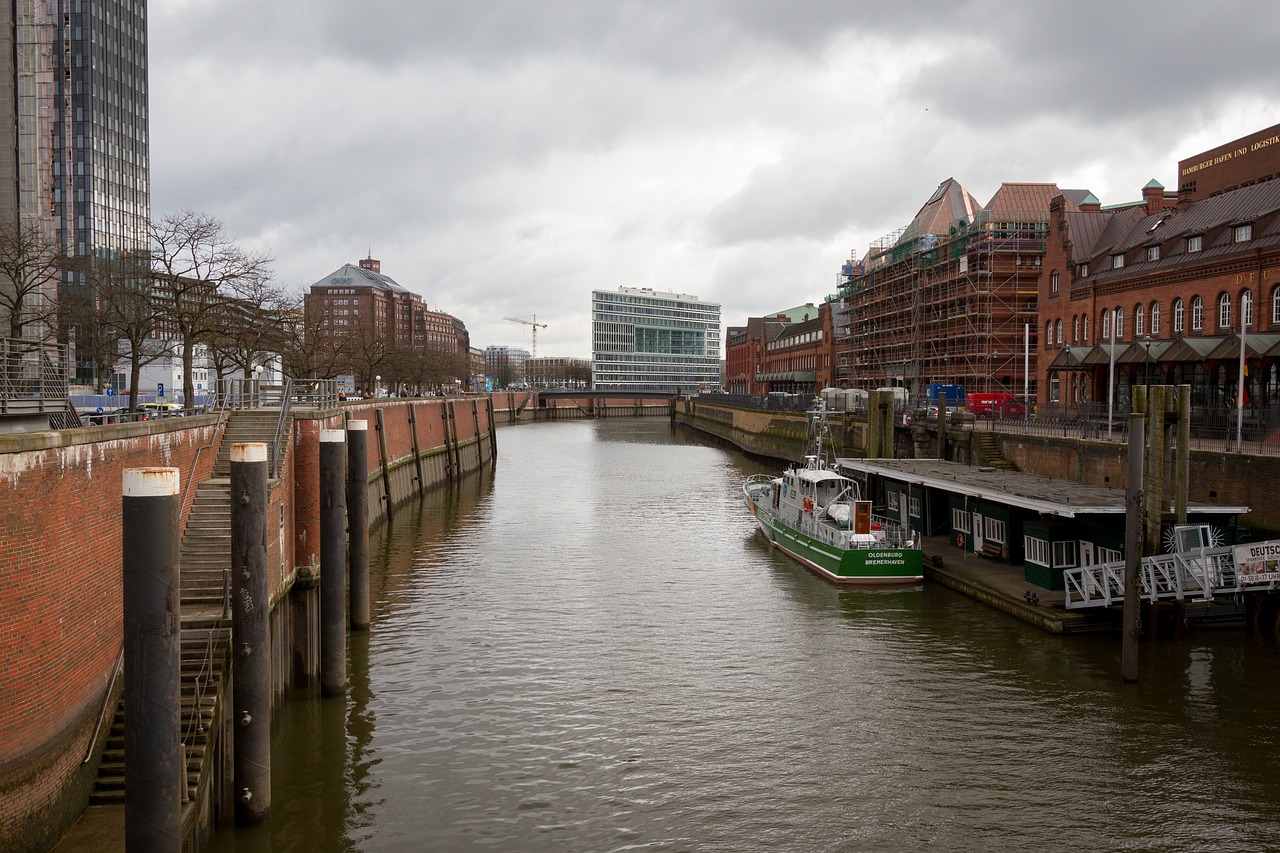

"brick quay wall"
[0,396,495,852]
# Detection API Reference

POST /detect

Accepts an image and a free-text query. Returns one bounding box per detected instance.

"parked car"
[137,402,185,418]
[965,392,1025,419]
[86,406,125,425]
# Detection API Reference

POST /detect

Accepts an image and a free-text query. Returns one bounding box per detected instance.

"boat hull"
[745,492,924,585]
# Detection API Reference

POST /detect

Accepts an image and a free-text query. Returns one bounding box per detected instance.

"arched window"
[1101,309,1111,340]
[1272,286,1280,325]
[1219,292,1232,329]
[1055,319,1063,346]
[1073,315,1080,343]
[1114,307,1124,340]
[1083,314,1090,342]
[1191,296,1203,331]
[1050,270,1060,295]
[1173,298,1185,333]
[1150,302,1161,336]
[1045,320,1053,349]
[1242,290,1253,329]
[1134,304,1145,337]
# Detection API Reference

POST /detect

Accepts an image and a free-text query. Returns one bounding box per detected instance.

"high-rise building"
[0,0,150,358]
[591,286,721,392]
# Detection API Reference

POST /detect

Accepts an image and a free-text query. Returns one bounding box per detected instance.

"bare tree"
[58,288,120,394]
[345,324,391,395]
[149,211,272,408]
[221,277,297,379]
[0,218,61,341]
[85,255,167,412]
[281,298,349,380]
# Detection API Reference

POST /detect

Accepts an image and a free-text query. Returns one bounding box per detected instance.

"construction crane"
[503,314,548,357]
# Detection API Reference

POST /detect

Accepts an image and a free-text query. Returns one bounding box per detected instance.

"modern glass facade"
[591,287,721,392]
[3,0,150,362]
[51,0,150,262]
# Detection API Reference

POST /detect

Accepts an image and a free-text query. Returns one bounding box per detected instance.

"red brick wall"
[290,413,344,576]
[0,417,222,848]
[1,400,497,847]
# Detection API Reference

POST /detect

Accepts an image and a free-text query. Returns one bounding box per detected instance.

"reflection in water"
[210,419,1280,852]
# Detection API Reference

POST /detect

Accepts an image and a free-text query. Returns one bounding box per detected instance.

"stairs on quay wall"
[89,409,285,805]
[973,431,1019,472]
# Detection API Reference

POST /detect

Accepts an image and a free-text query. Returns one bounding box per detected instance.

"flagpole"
[1107,309,1116,440]
[1237,315,1247,453]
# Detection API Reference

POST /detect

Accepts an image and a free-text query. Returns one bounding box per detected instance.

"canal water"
[212,419,1280,852]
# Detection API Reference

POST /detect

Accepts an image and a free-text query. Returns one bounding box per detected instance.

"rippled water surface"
[214,419,1280,852]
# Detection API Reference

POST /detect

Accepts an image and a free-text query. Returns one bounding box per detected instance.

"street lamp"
[375,374,382,398]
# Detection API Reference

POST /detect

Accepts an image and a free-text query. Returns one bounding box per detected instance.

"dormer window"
[1234,224,1253,243]
[1078,262,1089,277]
[1146,246,1160,262]
[1111,253,1125,269]
[1187,234,1202,253]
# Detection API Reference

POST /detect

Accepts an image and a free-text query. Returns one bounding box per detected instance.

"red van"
[966,392,1025,419]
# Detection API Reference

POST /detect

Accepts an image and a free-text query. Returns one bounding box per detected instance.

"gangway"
[1064,541,1279,609]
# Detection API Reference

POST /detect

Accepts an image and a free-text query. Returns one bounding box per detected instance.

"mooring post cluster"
[120,415,376,844]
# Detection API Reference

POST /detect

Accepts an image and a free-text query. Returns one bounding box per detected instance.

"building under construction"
[836,179,1092,402]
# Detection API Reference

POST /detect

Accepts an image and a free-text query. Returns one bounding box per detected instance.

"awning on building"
[1204,333,1280,361]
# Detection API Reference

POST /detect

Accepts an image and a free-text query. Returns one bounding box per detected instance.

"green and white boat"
[743,406,924,585]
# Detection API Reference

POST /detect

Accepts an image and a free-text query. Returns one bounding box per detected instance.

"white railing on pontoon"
[1063,545,1263,609]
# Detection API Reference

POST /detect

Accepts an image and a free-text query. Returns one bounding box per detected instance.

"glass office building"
[591,286,721,392]
[2,0,150,364]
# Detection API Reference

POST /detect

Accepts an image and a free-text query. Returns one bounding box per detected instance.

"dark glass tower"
[1,0,149,375]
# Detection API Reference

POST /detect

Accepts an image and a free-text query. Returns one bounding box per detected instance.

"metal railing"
[1,337,71,412]
[975,404,1280,456]
[1063,545,1268,609]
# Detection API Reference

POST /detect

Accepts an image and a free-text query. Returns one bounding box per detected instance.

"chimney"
[359,257,381,273]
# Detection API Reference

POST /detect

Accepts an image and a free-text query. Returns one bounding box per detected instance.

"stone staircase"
[89,409,285,805]
[973,431,1019,472]
[89,622,229,806]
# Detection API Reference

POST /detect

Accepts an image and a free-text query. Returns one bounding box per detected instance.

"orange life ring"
[957,533,966,549]
[803,497,813,513]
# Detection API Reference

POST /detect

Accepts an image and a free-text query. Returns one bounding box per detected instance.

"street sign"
[157,382,164,396]
[105,387,116,397]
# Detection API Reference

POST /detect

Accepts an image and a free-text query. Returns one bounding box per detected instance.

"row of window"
[1102,226,1248,274]
[1046,287,1277,348]
[768,330,824,350]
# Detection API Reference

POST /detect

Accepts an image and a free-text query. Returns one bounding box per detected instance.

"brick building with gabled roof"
[837,178,1087,403]
[1039,132,1280,421]
[304,257,471,390]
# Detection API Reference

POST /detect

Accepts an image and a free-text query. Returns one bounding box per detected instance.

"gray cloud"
[149,2,1280,356]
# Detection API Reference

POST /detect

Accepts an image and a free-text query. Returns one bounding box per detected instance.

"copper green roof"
[1143,178,1165,190]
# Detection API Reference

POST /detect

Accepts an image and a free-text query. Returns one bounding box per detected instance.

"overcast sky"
[149,1,1280,359]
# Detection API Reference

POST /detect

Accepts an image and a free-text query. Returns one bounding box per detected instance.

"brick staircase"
[973,431,1019,472]
[90,409,285,805]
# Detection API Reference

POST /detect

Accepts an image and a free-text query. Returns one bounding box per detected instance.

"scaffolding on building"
[836,210,1046,401]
